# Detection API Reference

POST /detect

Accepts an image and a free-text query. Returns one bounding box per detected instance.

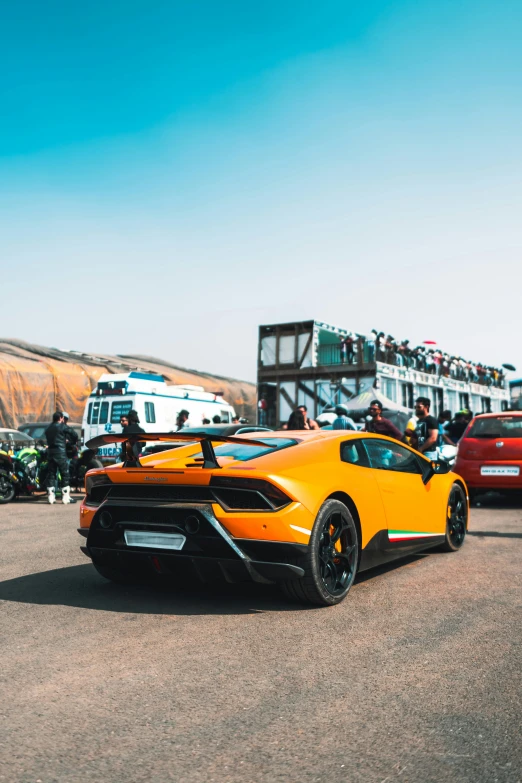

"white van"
[82,372,236,461]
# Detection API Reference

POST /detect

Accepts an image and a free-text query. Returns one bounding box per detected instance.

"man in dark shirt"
[363,400,404,441]
[45,411,77,505]
[447,410,472,444]
[407,397,439,458]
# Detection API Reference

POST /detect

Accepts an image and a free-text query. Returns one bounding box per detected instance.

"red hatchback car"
[454,412,522,499]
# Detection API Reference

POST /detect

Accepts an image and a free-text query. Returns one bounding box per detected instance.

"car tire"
[280,499,358,607]
[439,483,467,552]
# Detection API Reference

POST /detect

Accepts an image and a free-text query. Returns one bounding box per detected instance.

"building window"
[401,382,414,409]
[381,378,397,402]
[481,397,492,413]
[459,393,470,410]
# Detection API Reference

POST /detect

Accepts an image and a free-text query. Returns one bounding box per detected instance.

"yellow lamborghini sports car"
[80,430,468,606]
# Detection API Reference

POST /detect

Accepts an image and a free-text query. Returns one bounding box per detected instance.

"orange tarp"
[0,339,256,428]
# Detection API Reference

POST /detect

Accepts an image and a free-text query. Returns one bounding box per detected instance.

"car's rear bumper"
[81,545,304,583]
[454,457,522,489]
[81,501,306,584]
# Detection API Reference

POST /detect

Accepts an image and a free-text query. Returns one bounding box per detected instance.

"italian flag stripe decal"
[388,530,439,541]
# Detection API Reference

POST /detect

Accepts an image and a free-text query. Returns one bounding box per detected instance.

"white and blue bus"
[82,372,236,461]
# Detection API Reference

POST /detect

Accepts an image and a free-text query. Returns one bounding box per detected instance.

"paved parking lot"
[1,495,521,783]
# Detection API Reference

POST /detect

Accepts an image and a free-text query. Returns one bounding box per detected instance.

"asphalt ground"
[0,494,521,783]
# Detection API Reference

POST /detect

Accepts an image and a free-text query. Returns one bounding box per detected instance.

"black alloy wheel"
[281,499,359,606]
[440,484,467,552]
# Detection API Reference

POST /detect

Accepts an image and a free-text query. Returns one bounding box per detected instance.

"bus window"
[110,401,133,424]
[99,401,109,425]
[145,402,156,423]
[91,400,101,425]
[220,410,231,423]
[87,403,93,424]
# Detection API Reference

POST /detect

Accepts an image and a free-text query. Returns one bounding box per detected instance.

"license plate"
[480,466,520,476]
[124,531,187,550]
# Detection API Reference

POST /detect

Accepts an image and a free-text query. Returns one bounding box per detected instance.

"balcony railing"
[317,340,374,367]
[317,342,506,389]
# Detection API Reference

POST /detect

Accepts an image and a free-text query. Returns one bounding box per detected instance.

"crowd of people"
[281,400,474,459]
[337,330,505,388]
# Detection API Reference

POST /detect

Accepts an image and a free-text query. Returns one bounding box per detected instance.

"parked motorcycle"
[0,440,102,504]
[0,448,16,503]
[438,444,457,470]
[9,443,49,499]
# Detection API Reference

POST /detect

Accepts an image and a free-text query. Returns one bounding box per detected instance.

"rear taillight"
[210,477,292,511]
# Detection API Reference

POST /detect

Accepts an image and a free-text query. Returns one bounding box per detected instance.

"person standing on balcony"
[339,333,354,364]
[368,330,378,362]
[377,333,386,362]
[363,401,404,441]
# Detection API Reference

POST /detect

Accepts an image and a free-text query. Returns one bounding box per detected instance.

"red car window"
[467,416,522,439]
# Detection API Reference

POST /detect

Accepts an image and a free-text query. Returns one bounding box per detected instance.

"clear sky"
[1,0,521,382]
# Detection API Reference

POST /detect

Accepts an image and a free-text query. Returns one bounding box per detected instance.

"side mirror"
[432,459,451,474]
[422,459,450,484]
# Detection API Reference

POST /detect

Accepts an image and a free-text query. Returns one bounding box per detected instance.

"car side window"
[340,440,370,467]
[362,439,422,474]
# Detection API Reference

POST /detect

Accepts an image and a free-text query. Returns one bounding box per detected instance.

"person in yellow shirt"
[404,414,417,445]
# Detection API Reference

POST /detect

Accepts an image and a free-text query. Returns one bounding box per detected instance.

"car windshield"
[0,430,33,446]
[191,437,297,462]
[468,417,522,439]
[5,430,32,441]
[27,426,47,438]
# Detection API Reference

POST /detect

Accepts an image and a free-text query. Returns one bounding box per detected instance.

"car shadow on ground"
[0,555,428,616]
[471,491,522,510]
[468,530,522,539]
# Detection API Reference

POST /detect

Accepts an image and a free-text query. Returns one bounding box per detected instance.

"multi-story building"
[257,319,509,427]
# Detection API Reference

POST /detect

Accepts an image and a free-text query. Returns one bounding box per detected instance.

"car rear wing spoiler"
[86,432,270,469]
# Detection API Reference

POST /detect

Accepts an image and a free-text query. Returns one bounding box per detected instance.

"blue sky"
[1,0,521,381]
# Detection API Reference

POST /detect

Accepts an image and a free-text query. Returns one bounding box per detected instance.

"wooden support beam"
[298,330,313,367]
